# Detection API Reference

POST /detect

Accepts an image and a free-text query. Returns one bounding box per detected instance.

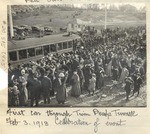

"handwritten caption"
[6,108,138,133]
[0,21,7,70]
[25,0,62,3]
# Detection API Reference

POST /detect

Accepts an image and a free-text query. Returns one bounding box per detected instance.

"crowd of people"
[8,25,146,107]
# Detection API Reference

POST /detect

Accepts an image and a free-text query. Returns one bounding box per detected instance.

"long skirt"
[71,82,81,97]
[56,86,66,103]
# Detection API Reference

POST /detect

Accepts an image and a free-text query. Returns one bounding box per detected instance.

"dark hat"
[39,67,45,75]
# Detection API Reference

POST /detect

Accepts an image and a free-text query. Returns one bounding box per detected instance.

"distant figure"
[30,73,41,107]
[71,71,81,97]
[83,65,92,90]
[39,68,52,104]
[112,67,119,81]
[96,67,104,90]
[11,82,20,106]
[77,66,85,93]
[124,77,133,101]
[132,73,142,97]
[88,73,96,95]
[106,60,112,77]
[119,67,129,83]
[18,76,28,106]
[55,72,68,104]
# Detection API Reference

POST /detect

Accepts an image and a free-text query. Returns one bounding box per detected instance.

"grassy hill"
[11,5,146,30]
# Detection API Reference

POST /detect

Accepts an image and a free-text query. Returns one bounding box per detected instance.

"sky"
[74,3,145,10]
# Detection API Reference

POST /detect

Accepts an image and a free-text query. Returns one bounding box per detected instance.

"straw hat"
[58,72,65,78]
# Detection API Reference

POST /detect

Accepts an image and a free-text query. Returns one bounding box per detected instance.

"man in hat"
[132,72,142,97]
[38,68,52,104]
[82,64,92,90]
[124,76,133,101]
[29,72,41,107]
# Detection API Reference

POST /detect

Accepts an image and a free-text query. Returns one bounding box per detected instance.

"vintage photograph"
[8,3,146,107]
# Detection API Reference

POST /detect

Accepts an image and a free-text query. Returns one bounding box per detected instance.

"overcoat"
[71,73,81,97]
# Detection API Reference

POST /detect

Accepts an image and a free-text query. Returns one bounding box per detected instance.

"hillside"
[11,5,146,30]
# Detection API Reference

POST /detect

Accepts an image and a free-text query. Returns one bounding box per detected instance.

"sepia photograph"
[7,3,146,107]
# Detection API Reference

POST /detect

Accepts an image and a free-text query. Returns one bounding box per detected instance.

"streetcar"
[8,33,81,66]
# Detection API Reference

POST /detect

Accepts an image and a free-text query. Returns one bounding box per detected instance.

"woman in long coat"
[107,60,112,77]
[77,66,85,93]
[71,71,81,97]
[119,67,129,83]
[18,76,28,106]
[55,72,68,104]
[96,67,104,90]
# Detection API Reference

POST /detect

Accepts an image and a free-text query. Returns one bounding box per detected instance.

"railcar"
[8,33,81,66]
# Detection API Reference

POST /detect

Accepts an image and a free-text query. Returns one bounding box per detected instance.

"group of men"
[8,25,146,107]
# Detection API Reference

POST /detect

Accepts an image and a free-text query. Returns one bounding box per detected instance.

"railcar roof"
[8,33,80,51]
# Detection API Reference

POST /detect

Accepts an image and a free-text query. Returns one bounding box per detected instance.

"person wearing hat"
[124,76,133,101]
[55,71,68,104]
[82,64,92,91]
[21,69,28,81]
[132,72,142,97]
[38,68,52,104]
[88,73,96,95]
[29,73,41,107]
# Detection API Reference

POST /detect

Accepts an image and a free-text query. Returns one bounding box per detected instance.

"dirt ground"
[36,77,146,107]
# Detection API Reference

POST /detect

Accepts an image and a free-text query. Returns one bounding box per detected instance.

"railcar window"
[28,48,35,57]
[43,45,50,55]
[58,43,62,50]
[9,51,17,61]
[68,41,73,48]
[19,49,27,60]
[63,42,67,49]
[50,44,56,52]
[35,47,43,55]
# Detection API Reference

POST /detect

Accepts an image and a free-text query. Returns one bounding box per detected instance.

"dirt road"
[37,78,146,107]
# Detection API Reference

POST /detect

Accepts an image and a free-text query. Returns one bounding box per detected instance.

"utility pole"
[104,3,107,29]
[8,5,14,38]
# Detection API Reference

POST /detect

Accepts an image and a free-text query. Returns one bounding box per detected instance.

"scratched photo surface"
[7,4,146,107]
